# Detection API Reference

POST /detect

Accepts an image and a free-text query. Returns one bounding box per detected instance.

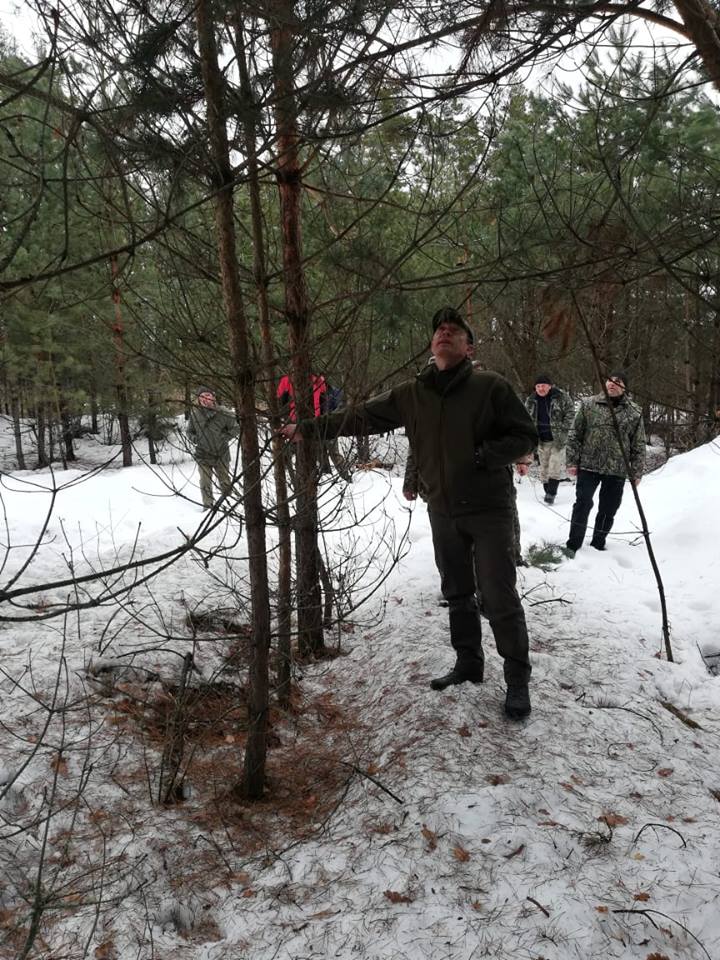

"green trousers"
[429,508,531,686]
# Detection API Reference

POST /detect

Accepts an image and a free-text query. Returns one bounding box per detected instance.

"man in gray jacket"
[282,307,538,719]
[187,387,239,509]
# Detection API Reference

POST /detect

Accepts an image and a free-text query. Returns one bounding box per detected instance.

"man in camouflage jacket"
[525,374,575,505]
[187,387,239,509]
[565,371,646,553]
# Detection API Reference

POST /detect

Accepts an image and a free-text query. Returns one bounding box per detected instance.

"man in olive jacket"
[187,387,239,509]
[282,307,538,720]
[565,371,646,553]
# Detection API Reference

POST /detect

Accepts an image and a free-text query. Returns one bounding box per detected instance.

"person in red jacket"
[277,373,335,472]
[276,373,327,421]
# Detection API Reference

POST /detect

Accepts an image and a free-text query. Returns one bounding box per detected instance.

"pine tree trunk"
[110,256,133,467]
[36,403,48,469]
[147,388,158,465]
[196,0,272,801]
[672,0,720,93]
[47,405,55,465]
[269,0,324,659]
[89,375,99,434]
[60,395,76,463]
[233,15,293,707]
[63,426,76,462]
[10,390,26,470]
[709,309,720,438]
[356,432,370,463]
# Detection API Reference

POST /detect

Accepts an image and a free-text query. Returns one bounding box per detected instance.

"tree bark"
[110,255,133,467]
[89,375,99,434]
[269,0,324,659]
[10,389,26,470]
[36,403,48,469]
[60,394,77,463]
[196,0,272,800]
[709,308,720,439]
[47,404,55,465]
[146,387,158,465]
[356,433,370,463]
[672,0,720,93]
[232,14,294,706]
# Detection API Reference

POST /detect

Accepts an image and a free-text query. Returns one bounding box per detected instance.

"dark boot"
[591,513,612,550]
[544,478,559,504]
[430,661,484,691]
[431,607,484,690]
[504,684,531,719]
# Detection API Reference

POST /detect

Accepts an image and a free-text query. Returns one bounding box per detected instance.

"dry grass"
[100,680,366,868]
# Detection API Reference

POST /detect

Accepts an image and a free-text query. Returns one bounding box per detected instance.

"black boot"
[431,608,484,690]
[430,662,484,691]
[543,478,559,504]
[504,684,531,719]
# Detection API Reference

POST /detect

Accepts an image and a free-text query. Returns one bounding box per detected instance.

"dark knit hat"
[534,372,553,385]
[196,385,216,398]
[607,370,628,389]
[431,306,475,345]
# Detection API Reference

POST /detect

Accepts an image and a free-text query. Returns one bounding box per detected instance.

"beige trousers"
[198,458,232,507]
[537,441,566,482]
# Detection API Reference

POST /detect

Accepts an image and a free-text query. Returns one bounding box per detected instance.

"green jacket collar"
[417,358,473,393]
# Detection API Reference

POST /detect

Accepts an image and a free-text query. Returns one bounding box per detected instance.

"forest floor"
[1,421,719,960]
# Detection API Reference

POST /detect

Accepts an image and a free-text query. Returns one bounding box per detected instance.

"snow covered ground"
[1,424,719,960]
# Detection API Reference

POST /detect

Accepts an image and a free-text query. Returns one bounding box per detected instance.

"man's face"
[431,321,473,366]
[198,391,216,408]
[605,377,625,398]
[535,382,552,397]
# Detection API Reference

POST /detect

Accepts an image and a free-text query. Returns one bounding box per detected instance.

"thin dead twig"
[612,908,711,960]
[341,762,404,804]
[526,895,550,917]
[660,701,702,730]
[632,822,687,848]
[585,703,664,744]
[528,597,572,607]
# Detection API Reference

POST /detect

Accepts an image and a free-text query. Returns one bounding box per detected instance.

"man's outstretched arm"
[281,389,404,442]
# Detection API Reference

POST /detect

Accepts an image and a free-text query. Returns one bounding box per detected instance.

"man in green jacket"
[282,307,538,719]
[404,446,529,566]
[565,371,646,554]
[187,387,239,509]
